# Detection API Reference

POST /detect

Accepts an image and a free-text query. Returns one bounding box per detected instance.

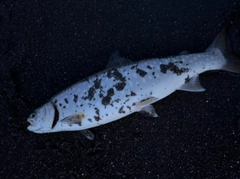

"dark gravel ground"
[1,0,240,178]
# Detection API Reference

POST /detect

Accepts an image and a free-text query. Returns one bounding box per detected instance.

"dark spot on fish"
[94,108,100,116]
[107,88,114,96]
[51,102,59,129]
[132,102,136,106]
[131,91,136,96]
[63,106,66,108]
[124,99,130,104]
[107,68,124,81]
[186,63,189,66]
[88,118,92,122]
[93,78,102,89]
[102,96,111,106]
[64,98,68,104]
[174,61,183,64]
[152,72,156,78]
[127,106,131,110]
[107,68,126,91]
[93,108,101,121]
[73,94,78,103]
[114,99,121,103]
[160,62,189,75]
[88,87,95,100]
[54,99,57,104]
[126,91,136,97]
[130,65,136,69]
[114,82,126,91]
[94,116,101,121]
[147,65,152,69]
[185,75,190,83]
[59,103,62,106]
[82,85,96,101]
[136,68,147,77]
[119,106,125,114]
[150,91,152,95]
[106,114,108,116]
[80,104,83,107]
[99,93,104,98]
[102,88,115,106]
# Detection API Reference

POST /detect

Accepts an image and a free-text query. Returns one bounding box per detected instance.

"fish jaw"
[27,123,52,133]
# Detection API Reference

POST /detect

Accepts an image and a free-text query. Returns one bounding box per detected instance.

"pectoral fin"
[61,113,87,126]
[178,75,205,92]
[80,130,94,140]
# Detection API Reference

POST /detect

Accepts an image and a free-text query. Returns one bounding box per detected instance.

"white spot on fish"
[142,78,146,83]
[148,75,153,80]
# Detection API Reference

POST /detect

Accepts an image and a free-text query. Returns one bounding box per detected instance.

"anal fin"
[140,105,158,117]
[135,97,159,117]
[178,75,205,92]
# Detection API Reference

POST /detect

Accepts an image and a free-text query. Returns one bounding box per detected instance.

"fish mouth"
[27,119,41,132]
[27,118,35,126]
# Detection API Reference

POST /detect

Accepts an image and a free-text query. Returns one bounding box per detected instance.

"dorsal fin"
[106,50,133,68]
[179,50,190,55]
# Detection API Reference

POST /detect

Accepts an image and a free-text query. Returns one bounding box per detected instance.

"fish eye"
[30,113,36,118]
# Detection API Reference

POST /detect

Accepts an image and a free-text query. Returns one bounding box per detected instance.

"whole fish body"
[27,30,240,139]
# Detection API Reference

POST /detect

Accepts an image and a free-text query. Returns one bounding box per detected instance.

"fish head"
[27,102,55,133]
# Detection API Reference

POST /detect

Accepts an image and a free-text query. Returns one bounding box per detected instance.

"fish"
[27,29,240,140]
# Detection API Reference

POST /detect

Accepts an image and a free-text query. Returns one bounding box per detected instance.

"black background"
[1,0,240,178]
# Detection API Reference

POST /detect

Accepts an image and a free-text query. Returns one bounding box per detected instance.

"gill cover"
[27,102,55,133]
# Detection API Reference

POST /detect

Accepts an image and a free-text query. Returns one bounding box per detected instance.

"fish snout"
[27,118,39,132]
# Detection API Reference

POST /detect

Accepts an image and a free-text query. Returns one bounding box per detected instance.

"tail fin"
[207,29,240,73]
